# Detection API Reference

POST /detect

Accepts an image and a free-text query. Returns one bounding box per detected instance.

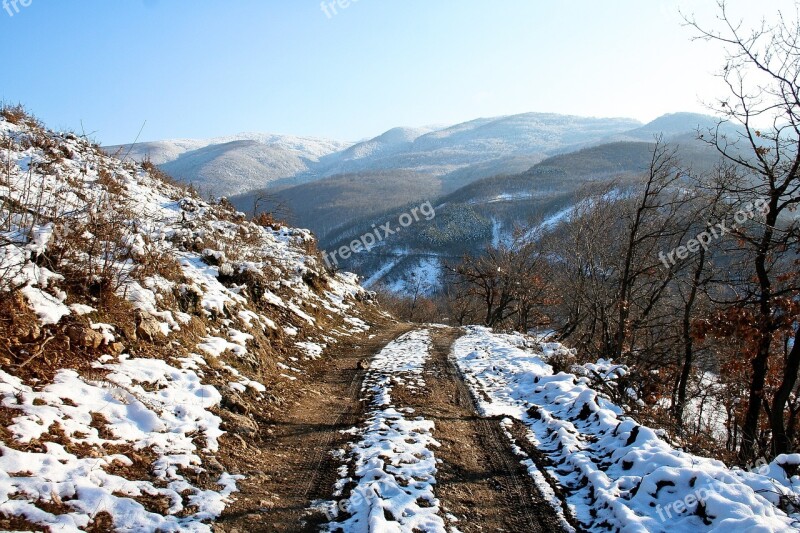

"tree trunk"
[740,202,777,461]
[770,327,800,455]
[674,249,705,423]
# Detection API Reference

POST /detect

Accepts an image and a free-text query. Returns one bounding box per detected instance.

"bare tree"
[449,233,547,330]
[611,140,689,361]
[687,1,800,458]
[251,189,290,221]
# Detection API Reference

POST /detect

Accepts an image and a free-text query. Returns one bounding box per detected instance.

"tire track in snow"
[406,327,565,532]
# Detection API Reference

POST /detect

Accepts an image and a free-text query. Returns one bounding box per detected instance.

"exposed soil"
[213,322,414,533]
[505,418,583,532]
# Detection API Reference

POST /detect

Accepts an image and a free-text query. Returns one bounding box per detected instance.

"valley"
[112,112,727,295]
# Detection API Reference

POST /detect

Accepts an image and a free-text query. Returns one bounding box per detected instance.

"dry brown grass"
[0,293,81,383]
[96,165,124,196]
[0,512,54,532]
[253,211,282,229]
[140,157,189,192]
[0,104,30,125]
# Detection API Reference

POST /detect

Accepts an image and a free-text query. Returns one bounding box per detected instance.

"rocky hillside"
[0,107,381,532]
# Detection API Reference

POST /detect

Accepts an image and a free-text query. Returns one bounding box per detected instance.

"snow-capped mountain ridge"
[109,131,352,165]
[104,132,353,197]
[107,112,648,197]
[312,112,643,188]
[107,111,728,201]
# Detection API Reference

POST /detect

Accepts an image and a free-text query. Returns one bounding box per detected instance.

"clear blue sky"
[0,0,791,145]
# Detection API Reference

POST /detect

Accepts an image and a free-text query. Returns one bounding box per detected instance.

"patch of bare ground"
[505,418,583,532]
[212,321,414,533]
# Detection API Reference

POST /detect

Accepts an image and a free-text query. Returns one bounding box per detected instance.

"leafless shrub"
[0,104,30,126]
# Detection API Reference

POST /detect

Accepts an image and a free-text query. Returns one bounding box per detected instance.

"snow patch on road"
[324,330,446,533]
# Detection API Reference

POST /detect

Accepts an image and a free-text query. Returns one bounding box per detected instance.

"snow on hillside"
[108,112,650,200]
[453,327,800,532]
[414,113,641,154]
[322,330,446,533]
[337,126,443,162]
[105,133,353,197]
[386,258,442,297]
[0,110,374,532]
[107,132,352,166]
[316,113,642,183]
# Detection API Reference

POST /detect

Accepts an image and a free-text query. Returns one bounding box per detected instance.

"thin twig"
[16,335,55,369]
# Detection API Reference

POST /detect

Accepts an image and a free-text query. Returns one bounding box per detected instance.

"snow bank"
[453,327,800,532]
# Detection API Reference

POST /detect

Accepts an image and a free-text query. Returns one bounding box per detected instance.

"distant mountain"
[104,133,352,197]
[235,169,443,241]
[240,111,721,246]
[109,111,730,294]
[323,134,725,295]
[308,113,644,195]
[108,112,643,198]
[336,126,441,162]
[606,112,729,142]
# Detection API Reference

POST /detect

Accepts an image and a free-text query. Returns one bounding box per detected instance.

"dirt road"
[213,323,414,532]
[398,327,564,532]
[214,325,564,532]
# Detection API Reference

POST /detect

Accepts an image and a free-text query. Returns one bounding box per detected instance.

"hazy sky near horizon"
[0,0,794,145]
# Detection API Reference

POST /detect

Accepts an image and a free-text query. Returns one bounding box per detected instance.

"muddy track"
[398,327,565,532]
[213,323,414,533]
